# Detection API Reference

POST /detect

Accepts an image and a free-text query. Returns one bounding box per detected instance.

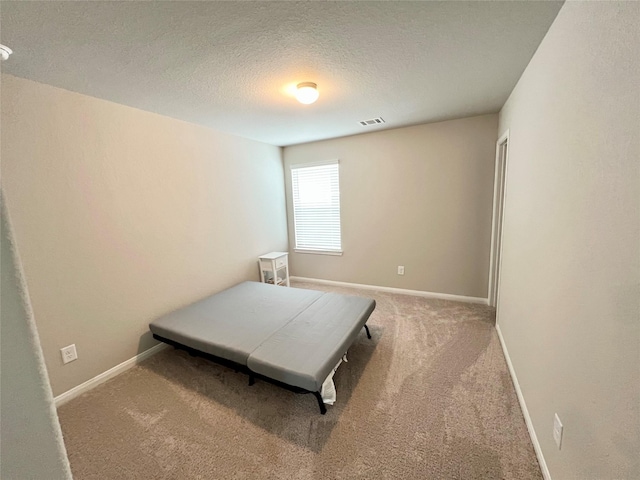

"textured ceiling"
[1,1,562,146]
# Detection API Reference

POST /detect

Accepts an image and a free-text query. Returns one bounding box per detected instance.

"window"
[291,160,342,254]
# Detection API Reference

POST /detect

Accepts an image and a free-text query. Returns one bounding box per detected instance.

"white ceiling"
[1,1,562,146]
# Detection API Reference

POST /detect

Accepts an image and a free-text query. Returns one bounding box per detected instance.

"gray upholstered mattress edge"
[148,281,376,394]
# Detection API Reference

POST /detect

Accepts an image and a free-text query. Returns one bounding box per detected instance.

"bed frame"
[149,281,375,414]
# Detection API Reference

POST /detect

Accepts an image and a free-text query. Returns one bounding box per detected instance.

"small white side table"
[258,252,290,287]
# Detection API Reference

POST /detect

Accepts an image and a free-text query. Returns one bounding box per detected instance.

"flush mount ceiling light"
[0,44,12,61]
[295,82,319,105]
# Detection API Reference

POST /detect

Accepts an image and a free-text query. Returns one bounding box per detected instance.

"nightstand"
[258,252,290,287]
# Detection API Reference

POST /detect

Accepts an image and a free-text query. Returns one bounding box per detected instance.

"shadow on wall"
[137,330,162,356]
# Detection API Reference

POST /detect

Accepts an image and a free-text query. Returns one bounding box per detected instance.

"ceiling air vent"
[359,117,385,127]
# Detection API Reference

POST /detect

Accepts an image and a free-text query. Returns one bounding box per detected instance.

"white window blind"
[291,161,342,253]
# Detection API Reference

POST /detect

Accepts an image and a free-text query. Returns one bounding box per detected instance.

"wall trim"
[290,276,489,305]
[496,324,551,480]
[54,343,169,407]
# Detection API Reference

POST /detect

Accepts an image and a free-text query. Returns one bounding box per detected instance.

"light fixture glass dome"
[0,44,12,62]
[295,82,319,104]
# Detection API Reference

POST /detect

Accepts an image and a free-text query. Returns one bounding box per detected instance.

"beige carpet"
[58,281,541,479]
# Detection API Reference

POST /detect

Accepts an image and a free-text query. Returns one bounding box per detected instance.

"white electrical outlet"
[553,413,563,449]
[61,344,78,364]
[397,266,405,275]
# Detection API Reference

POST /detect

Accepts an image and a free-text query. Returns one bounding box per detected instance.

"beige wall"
[1,75,288,396]
[497,2,639,479]
[283,114,498,299]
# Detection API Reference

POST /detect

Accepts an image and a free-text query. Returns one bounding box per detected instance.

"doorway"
[488,130,509,308]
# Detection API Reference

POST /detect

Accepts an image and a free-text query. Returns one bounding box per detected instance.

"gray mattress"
[149,281,376,393]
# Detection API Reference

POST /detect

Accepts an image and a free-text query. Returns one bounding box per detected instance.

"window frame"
[290,159,343,256]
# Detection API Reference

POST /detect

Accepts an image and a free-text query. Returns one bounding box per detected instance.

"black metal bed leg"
[313,391,327,415]
[248,374,255,386]
[363,324,372,339]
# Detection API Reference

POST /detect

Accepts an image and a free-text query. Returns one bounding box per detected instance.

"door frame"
[488,130,510,308]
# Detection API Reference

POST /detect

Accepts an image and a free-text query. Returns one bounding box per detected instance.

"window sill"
[294,249,343,256]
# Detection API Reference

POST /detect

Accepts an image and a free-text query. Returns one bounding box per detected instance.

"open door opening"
[488,131,509,308]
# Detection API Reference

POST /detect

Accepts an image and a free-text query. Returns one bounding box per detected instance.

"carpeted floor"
[57,281,541,479]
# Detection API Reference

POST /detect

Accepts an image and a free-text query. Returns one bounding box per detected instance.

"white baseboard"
[54,343,169,407]
[496,324,551,480]
[290,276,489,305]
